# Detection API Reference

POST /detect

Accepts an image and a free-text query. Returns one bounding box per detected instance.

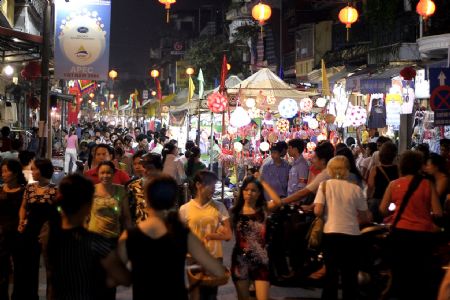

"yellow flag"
[188,76,195,102]
[321,59,330,97]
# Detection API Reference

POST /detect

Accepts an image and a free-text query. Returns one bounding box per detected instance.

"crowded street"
[1,0,450,299]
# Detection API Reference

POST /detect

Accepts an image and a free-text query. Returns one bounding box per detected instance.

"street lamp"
[109,69,118,80]
[3,65,14,76]
[150,69,160,79]
[89,92,95,98]
[151,90,157,97]
[186,67,195,76]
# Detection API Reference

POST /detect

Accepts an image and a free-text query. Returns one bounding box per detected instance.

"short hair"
[18,150,35,167]
[185,140,196,152]
[94,144,113,156]
[1,159,26,185]
[1,126,10,137]
[140,153,163,170]
[416,143,430,162]
[288,139,305,153]
[276,141,288,152]
[97,160,116,173]
[327,155,350,179]
[427,153,448,175]
[399,150,423,176]
[193,170,218,192]
[133,149,147,161]
[58,174,94,216]
[376,136,391,146]
[379,142,398,165]
[315,141,335,165]
[33,158,54,179]
[345,137,356,147]
[113,138,124,148]
[136,134,148,143]
[366,142,377,156]
[145,175,178,210]
[335,143,348,153]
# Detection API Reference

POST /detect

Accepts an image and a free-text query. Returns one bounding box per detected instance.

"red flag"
[219,54,228,94]
[155,78,162,101]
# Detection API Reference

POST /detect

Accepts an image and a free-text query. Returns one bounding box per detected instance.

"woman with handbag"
[314,156,370,300]
[380,150,442,300]
[230,175,282,300]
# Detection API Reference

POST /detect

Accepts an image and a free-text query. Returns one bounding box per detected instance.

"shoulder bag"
[306,181,327,250]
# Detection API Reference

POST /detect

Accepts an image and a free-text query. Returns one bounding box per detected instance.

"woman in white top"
[314,155,370,300]
[64,127,78,174]
[162,143,185,185]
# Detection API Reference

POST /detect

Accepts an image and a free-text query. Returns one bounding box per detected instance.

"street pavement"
[36,237,323,300]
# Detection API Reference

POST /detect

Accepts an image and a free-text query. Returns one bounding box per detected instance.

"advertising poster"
[54,0,111,80]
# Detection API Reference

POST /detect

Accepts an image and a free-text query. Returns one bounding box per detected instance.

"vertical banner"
[54,0,111,80]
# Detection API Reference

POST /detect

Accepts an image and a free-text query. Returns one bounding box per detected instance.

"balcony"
[417,33,450,59]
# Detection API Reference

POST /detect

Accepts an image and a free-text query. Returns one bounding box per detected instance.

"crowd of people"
[0,121,449,300]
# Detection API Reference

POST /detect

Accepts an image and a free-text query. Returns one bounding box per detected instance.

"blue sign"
[54,0,111,81]
[430,68,450,125]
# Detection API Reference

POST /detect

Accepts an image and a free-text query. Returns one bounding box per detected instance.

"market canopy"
[227,68,315,110]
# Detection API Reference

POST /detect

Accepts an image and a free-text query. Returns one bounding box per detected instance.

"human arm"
[438,265,450,300]
[435,176,448,200]
[313,181,325,217]
[18,188,28,232]
[260,179,282,211]
[430,181,443,218]
[188,232,226,278]
[120,189,133,229]
[379,182,393,217]
[204,218,232,242]
[367,166,377,199]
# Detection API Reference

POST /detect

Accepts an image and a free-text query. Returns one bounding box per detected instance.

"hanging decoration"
[315,97,327,108]
[245,98,256,108]
[20,61,41,80]
[345,104,367,127]
[325,114,336,124]
[259,141,270,152]
[230,106,251,128]
[276,118,290,133]
[268,131,278,143]
[304,117,319,130]
[416,0,436,20]
[400,67,417,81]
[252,2,272,37]
[278,98,299,118]
[159,0,176,23]
[248,107,261,119]
[234,141,243,152]
[338,4,359,41]
[207,92,228,113]
[299,98,313,112]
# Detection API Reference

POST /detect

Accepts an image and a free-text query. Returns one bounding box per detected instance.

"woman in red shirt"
[380,150,442,300]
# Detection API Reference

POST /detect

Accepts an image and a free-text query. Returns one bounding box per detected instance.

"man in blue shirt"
[260,143,290,199]
[287,139,309,197]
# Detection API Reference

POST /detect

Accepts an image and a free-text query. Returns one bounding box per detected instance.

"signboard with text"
[430,68,450,125]
[54,0,111,80]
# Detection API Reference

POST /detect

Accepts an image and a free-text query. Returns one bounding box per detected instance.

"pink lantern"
[207,92,227,113]
[299,98,313,112]
[346,104,367,127]
[276,119,290,133]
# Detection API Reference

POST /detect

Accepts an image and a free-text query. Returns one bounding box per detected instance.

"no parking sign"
[430,68,450,125]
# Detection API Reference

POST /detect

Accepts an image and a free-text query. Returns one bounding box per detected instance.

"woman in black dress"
[0,159,26,299]
[112,175,225,300]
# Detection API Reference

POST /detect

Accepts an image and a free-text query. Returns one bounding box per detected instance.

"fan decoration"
[230,106,251,128]
[299,98,313,112]
[207,92,227,113]
[259,141,270,152]
[276,118,290,133]
[315,97,327,108]
[346,104,367,127]
[278,98,299,118]
[234,141,243,152]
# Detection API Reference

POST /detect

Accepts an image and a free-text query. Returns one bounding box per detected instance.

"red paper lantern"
[207,92,227,113]
[21,61,41,80]
[400,67,417,81]
[416,0,436,19]
[159,0,176,23]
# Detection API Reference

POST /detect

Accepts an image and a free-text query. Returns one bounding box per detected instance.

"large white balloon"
[278,98,298,118]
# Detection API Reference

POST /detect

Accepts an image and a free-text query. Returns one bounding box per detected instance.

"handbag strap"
[391,174,424,229]
[377,166,391,183]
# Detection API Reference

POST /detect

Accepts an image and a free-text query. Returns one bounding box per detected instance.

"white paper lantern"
[315,97,327,108]
[278,98,298,118]
[230,107,251,128]
[299,98,313,112]
[259,141,270,152]
[307,118,319,129]
[345,104,367,127]
[245,98,256,108]
[234,141,243,152]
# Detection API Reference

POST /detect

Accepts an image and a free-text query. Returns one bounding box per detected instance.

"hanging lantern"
[245,98,256,108]
[345,104,367,127]
[278,98,299,118]
[159,0,176,23]
[400,67,417,81]
[299,98,313,113]
[234,142,243,152]
[259,141,270,152]
[230,106,251,128]
[338,5,359,41]
[305,117,319,130]
[252,2,272,37]
[276,118,290,133]
[207,92,227,113]
[416,0,436,20]
[315,97,327,108]
[150,69,160,78]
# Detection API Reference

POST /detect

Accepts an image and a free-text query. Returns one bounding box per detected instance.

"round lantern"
[268,131,278,143]
[339,5,359,41]
[230,106,251,128]
[207,92,227,113]
[307,142,316,152]
[108,69,118,80]
[150,69,159,78]
[259,141,270,152]
[306,117,319,130]
[252,2,272,25]
[416,0,436,19]
[276,118,290,133]
[234,142,243,152]
[299,98,313,113]
[278,98,299,118]
[245,98,256,108]
[346,105,367,127]
[266,95,276,105]
[159,0,176,23]
[315,97,327,108]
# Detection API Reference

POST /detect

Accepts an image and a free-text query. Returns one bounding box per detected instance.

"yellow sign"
[1,0,15,27]
[176,60,189,89]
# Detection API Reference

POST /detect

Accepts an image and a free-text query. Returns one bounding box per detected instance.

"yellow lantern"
[159,0,176,23]
[89,92,95,98]
[186,67,195,76]
[338,5,359,41]
[252,2,271,37]
[416,0,436,20]
[108,69,118,80]
[150,69,159,78]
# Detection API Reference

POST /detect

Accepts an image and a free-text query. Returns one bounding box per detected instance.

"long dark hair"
[186,146,201,177]
[162,143,177,166]
[145,175,187,238]
[1,159,27,185]
[427,153,448,175]
[230,176,266,228]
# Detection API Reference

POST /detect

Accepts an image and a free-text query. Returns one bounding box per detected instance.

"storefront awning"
[0,26,42,63]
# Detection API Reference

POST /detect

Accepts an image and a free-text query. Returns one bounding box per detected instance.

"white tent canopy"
[228,68,315,110]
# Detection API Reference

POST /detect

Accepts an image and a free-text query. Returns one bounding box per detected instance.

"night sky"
[110,0,220,78]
